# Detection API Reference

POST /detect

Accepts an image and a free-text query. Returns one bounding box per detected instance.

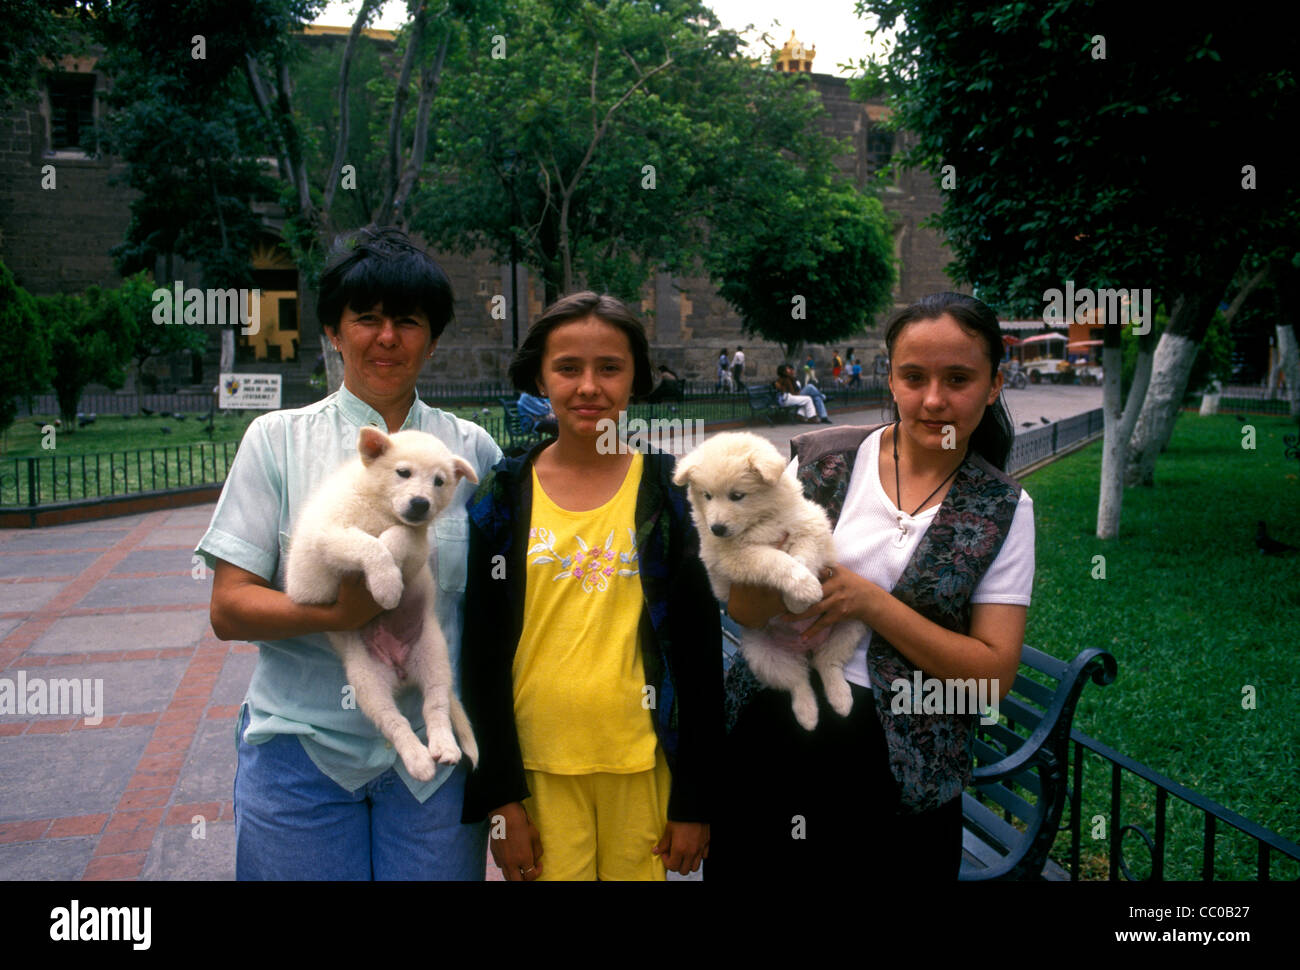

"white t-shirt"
[806,427,1035,688]
[732,350,745,369]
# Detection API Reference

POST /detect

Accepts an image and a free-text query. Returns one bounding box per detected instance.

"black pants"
[707,675,963,882]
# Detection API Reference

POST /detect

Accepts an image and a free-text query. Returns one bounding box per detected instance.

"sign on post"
[219,374,282,410]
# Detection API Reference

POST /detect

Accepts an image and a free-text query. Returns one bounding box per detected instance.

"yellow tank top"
[512,451,657,773]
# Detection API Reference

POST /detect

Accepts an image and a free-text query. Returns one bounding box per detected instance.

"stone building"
[0,26,952,394]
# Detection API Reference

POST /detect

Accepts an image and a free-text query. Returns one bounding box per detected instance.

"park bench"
[746,383,802,425]
[497,396,540,454]
[719,613,1117,880]
[960,643,1116,879]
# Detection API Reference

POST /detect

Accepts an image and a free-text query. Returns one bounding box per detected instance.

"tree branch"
[378,0,428,225]
[324,0,382,215]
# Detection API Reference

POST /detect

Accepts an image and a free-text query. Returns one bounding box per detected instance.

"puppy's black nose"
[710,523,728,537]
[405,497,430,520]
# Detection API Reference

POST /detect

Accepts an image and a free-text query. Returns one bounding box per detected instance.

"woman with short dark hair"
[199,225,502,880]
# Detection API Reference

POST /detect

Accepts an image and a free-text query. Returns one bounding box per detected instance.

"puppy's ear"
[747,448,786,486]
[450,456,478,485]
[358,427,390,465]
[671,451,699,487]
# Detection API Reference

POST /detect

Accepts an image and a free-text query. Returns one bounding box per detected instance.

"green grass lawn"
[1021,414,1300,879]
[2,411,260,458]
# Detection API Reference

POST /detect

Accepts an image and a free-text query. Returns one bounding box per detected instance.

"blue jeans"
[233,705,487,880]
[803,384,829,418]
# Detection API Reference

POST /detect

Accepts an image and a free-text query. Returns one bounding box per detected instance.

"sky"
[312,1,887,78]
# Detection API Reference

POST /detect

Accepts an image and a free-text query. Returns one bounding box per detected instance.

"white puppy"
[673,432,865,730]
[285,427,478,781]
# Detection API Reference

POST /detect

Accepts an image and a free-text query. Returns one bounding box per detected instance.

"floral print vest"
[722,424,1023,814]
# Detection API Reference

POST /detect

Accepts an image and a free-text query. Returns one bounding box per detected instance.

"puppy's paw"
[792,685,819,731]
[427,725,462,766]
[399,743,438,783]
[379,525,417,565]
[783,566,824,613]
[366,560,404,611]
[823,674,854,718]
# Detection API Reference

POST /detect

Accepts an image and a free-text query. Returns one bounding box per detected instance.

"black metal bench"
[718,614,1116,879]
[745,383,801,425]
[961,644,1116,879]
[497,396,540,454]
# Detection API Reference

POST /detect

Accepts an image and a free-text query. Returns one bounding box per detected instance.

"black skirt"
[707,673,962,882]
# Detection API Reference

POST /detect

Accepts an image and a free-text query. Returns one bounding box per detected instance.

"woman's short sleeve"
[970,489,1035,606]
[194,416,285,582]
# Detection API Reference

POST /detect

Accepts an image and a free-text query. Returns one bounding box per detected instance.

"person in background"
[831,351,844,387]
[777,363,830,424]
[716,350,732,392]
[803,354,818,387]
[781,363,831,424]
[517,390,558,436]
[647,364,683,403]
[731,347,746,390]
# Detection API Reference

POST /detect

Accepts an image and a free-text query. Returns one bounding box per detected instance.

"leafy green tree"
[709,180,895,360]
[92,0,318,373]
[119,271,208,389]
[415,0,725,306]
[0,261,53,448]
[0,1,89,112]
[853,0,1297,534]
[37,284,137,430]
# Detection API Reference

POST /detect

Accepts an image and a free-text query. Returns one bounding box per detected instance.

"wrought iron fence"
[4,393,1092,512]
[1060,728,1300,881]
[0,442,238,506]
[15,382,519,417]
[1007,408,1104,474]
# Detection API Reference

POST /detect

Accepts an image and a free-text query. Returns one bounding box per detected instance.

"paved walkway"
[0,386,1100,880]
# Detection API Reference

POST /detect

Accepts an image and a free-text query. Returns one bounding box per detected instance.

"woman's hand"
[726,583,787,629]
[785,565,884,640]
[489,802,544,881]
[652,821,709,875]
[211,559,383,642]
[328,573,387,630]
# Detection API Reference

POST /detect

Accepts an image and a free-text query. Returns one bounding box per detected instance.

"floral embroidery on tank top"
[526,526,640,592]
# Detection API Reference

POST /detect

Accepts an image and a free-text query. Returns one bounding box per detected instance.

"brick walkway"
[0,389,1100,880]
[0,506,243,879]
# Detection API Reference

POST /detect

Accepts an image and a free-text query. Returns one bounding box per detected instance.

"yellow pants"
[523,745,671,881]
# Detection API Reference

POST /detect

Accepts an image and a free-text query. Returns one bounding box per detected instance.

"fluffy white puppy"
[673,432,865,730]
[285,427,478,780]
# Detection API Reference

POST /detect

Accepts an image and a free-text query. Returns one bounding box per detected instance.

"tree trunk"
[1125,257,1242,486]
[1277,324,1300,418]
[220,328,234,376]
[1120,325,1156,446]
[1096,326,1125,538]
[1272,258,1300,419]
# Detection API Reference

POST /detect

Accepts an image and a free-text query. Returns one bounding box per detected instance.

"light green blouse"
[195,385,502,800]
